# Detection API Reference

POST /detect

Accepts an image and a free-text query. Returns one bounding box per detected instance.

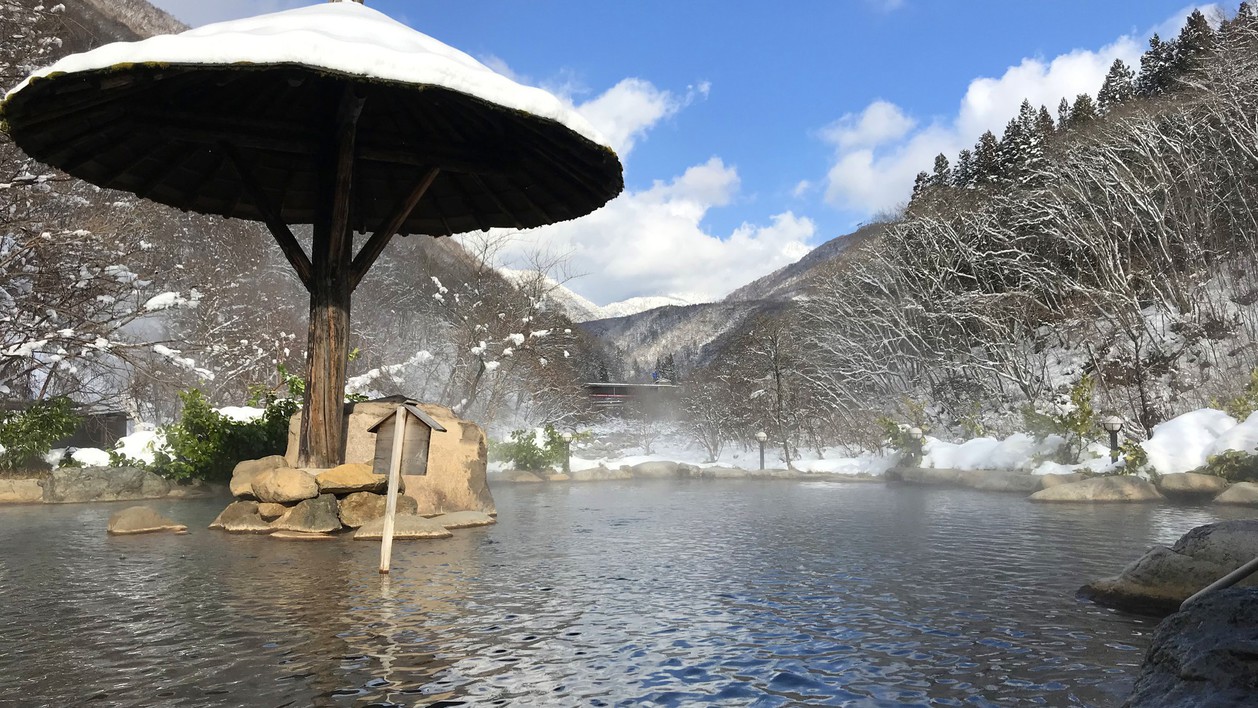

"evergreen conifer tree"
[1057,97,1071,128]
[1036,105,1056,137]
[1137,33,1178,96]
[972,130,1001,186]
[1097,59,1136,112]
[1069,94,1098,127]
[930,153,951,188]
[952,148,975,188]
[1173,9,1215,76]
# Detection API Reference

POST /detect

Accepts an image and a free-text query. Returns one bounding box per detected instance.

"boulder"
[1035,473,1085,491]
[1156,472,1230,500]
[337,491,418,528]
[957,469,1040,493]
[42,467,171,503]
[208,500,274,534]
[272,493,342,534]
[229,455,289,498]
[256,502,290,521]
[1214,482,1258,506]
[270,531,336,542]
[695,466,752,479]
[430,510,496,529]
[497,470,545,483]
[1029,476,1164,503]
[1125,588,1258,707]
[316,463,394,495]
[1080,520,1258,615]
[569,466,632,482]
[251,467,319,504]
[166,481,217,499]
[542,472,570,482]
[354,514,452,540]
[897,467,962,485]
[0,478,43,503]
[286,400,495,516]
[107,506,187,535]
[630,461,680,478]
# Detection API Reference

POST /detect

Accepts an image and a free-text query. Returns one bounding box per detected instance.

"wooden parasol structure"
[0,1,623,468]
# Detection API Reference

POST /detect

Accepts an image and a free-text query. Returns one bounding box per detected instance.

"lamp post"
[561,431,573,475]
[908,427,924,462]
[755,431,768,470]
[1102,415,1124,464]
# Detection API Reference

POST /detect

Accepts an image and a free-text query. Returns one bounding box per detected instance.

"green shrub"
[1221,369,1258,420]
[1118,440,1149,476]
[491,425,587,471]
[877,416,924,467]
[1195,449,1258,483]
[1023,375,1096,465]
[0,397,79,471]
[149,389,298,482]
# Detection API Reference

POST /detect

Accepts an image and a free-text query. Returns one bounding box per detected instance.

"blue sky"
[148,0,1211,305]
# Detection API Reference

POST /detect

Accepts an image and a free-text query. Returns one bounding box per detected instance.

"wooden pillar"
[299,87,365,468]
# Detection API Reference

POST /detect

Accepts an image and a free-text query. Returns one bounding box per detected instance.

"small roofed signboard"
[367,403,446,478]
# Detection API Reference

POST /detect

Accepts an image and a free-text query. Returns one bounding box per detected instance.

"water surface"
[0,481,1249,706]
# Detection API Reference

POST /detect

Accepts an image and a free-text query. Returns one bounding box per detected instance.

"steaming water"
[0,481,1250,706]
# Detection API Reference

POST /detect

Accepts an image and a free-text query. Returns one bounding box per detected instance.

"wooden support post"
[299,86,365,468]
[349,167,440,291]
[380,405,407,574]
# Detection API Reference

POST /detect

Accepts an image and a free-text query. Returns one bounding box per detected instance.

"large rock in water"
[630,461,681,478]
[337,491,418,528]
[1028,476,1164,502]
[251,467,319,504]
[271,494,342,534]
[1155,472,1229,501]
[1124,588,1258,707]
[107,506,187,535]
[0,478,43,503]
[229,455,289,499]
[354,514,452,540]
[316,463,393,494]
[285,399,495,516]
[431,510,496,529]
[1214,482,1258,506]
[208,500,274,534]
[1080,520,1258,615]
[42,467,171,503]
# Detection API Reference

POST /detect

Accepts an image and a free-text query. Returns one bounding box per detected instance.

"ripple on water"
[0,484,1244,706]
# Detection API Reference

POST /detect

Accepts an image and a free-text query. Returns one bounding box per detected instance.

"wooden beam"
[350,167,440,291]
[221,142,314,289]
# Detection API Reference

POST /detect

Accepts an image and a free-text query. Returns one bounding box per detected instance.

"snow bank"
[921,433,1064,472]
[216,406,265,423]
[1141,409,1239,475]
[70,447,110,467]
[5,3,609,148]
[113,429,167,465]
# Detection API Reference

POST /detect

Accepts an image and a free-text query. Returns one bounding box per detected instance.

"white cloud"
[820,7,1215,216]
[479,158,815,305]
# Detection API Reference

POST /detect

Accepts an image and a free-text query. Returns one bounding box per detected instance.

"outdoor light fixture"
[755,431,768,470]
[561,431,573,475]
[1102,415,1125,464]
[908,427,923,440]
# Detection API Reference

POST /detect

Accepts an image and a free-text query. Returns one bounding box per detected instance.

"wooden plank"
[380,405,407,574]
[349,167,440,291]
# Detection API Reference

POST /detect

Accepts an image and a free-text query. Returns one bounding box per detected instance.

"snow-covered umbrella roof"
[0,1,623,235]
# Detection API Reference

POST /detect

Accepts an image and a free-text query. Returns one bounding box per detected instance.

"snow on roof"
[4,2,609,149]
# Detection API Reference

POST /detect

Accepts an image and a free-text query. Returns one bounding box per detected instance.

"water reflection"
[0,484,1251,706]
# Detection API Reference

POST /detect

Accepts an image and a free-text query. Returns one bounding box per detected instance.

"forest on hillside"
[679,5,1258,463]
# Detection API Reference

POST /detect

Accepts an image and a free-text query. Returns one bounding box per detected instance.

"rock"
[1035,473,1085,491]
[208,500,274,534]
[251,467,319,504]
[286,400,495,516]
[354,514,452,540]
[270,531,336,542]
[430,510,496,529]
[229,455,290,498]
[543,472,570,482]
[316,463,395,495]
[497,470,545,483]
[1080,520,1258,615]
[696,466,752,479]
[166,481,217,499]
[569,466,632,482]
[256,502,290,521]
[630,461,680,478]
[957,469,1040,493]
[1029,476,1164,503]
[1156,472,1230,500]
[271,493,342,533]
[42,467,171,503]
[1214,482,1258,506]
[337,491,418,528]
[897,467,962,485]
[1124,588,1258,707]
[0,478,43,503]
[107,506,187,535]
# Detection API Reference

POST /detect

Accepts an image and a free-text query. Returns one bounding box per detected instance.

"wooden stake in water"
[379,405,407,574]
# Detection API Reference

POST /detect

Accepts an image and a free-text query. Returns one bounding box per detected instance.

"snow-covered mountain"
[499,269,697,323]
